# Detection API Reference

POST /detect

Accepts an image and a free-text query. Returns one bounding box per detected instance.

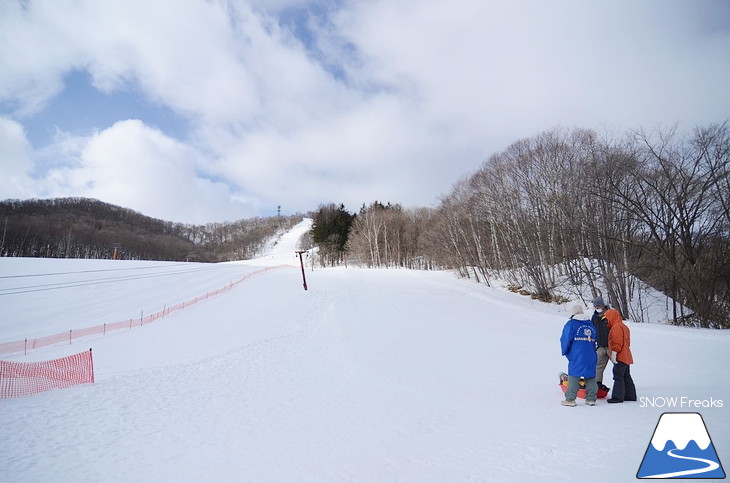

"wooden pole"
[295,250,308,290]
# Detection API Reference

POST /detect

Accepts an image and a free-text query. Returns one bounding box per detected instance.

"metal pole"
[295,250,308,290]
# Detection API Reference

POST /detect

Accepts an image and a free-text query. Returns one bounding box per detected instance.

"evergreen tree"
[311,203,354,265]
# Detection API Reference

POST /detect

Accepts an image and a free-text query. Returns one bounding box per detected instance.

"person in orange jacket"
[604,308,637,403]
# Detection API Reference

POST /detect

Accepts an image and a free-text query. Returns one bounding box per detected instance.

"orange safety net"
[0,265,293,356]
[0,349,94,398]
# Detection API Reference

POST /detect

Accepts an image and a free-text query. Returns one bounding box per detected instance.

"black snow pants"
[611,361,637,402]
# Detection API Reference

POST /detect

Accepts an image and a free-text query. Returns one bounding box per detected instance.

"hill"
[0,198,302,262]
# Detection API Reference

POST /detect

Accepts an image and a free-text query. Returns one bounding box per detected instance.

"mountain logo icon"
[637,412,726,479]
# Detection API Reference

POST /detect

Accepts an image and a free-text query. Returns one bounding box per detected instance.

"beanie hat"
[592,296,605,307]
[570,305,584,316]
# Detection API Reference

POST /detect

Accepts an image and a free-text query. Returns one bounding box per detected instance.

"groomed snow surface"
[1,220,728,482]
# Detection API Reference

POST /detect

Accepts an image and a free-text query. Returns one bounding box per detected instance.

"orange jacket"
[604,308,634,365]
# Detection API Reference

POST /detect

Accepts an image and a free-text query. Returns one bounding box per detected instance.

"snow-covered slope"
[249,217,313,266]
[1,220,728,482]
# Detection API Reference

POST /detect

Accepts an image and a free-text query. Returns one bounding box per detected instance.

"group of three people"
[560,297,637,406]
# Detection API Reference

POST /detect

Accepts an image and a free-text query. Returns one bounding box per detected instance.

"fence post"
[25,338,27,355]
[89,348,95,383]
[69,330,72,345]
[103,323,106,336]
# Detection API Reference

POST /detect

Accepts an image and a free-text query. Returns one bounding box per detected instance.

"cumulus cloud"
[1,0,728,222]
[0,117,37,198]
[330,0,730,135]
[40,120,251,223]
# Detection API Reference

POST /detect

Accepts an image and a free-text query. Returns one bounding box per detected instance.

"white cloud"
[330,0,730,135]
[0,1,76,116]
[42,120,252,223]
[0,117,37,198]
[1,0,728,222]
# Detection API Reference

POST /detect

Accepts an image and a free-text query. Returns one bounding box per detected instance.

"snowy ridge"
[488,257,686,325]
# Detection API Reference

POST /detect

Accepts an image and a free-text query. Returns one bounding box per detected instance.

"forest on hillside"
[3,122,727,328]
[311,123,730,329]
[0,198,302,262]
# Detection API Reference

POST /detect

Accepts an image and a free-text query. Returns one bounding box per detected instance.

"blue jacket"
[560,316,598,378]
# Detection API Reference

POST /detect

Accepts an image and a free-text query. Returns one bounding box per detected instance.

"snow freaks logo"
[640,396,723,408]
[636,412,726,479]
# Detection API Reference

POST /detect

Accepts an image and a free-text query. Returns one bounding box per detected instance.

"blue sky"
[1,0,729,224]
[22,70,189,147]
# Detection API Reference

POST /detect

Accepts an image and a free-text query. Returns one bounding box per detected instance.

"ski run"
[1,219,728,482]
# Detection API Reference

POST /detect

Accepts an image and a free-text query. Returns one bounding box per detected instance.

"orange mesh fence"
[0,265,292,356]
[1,349,94,398]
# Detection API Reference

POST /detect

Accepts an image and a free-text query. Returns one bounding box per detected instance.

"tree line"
[0,198,302,262]
[311,123,730,328]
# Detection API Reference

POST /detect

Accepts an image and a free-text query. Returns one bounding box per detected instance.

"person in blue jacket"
[560,305,598,406]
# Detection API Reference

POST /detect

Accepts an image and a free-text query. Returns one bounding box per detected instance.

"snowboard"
[559,372,609,399]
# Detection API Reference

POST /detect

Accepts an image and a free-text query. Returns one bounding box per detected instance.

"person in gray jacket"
[591,296,611,392]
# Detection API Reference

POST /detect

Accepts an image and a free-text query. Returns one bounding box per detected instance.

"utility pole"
[1,217,7,256]
[295,250,308,290]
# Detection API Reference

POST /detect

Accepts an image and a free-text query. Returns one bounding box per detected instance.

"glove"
[610,351,618,364]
